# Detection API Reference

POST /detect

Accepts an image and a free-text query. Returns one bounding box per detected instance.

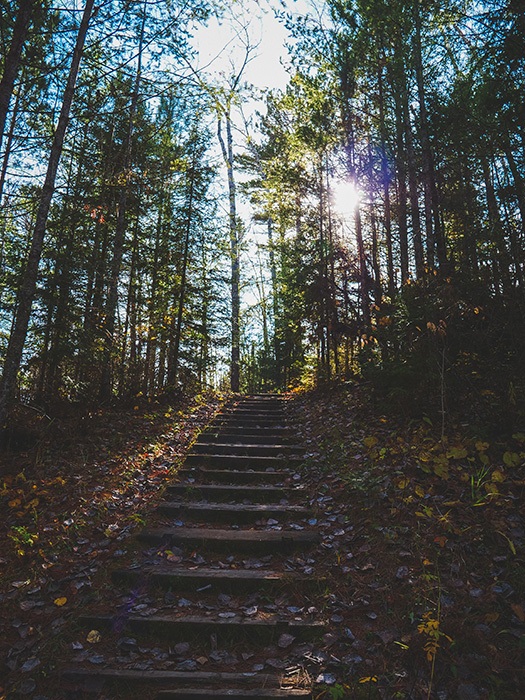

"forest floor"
[0,391,225,698]
[0,383,524,700]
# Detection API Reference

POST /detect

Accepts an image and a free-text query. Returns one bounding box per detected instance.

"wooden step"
[185,454,299,469]
[78,612,325,641]
[137,527,320,553]
[61,667,286,689]
[112,566,324,593]
[198,433,292,445]
[204,425,289,431]
[229,410,285,416]
[165,484,296,502]
[62,667,312,697]
[192,443,303,457]
[177,469,290,485]
[158,690,312,699]
[159,501,310,523]
[211,419,286,428]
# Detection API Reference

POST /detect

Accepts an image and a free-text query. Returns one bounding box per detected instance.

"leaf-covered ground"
[289,382,525,700]
[0,392,224,699]
[1,385,524,700]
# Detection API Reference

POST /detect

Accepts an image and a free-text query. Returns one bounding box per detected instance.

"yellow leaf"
[87,630,101,644]
[28,498,39,508]
[363,436,378,449]
[422,558,433,566]
[446,447,468,459]
[8,498,21,508]
[475,441,489,451]
[397,478,408,489]
[491,470,505,483]
[503,451,520,468]
[485,612,499,623]
[415,485,425,498]
[497,530,516,555]
[54,597,67,607]
[433,463,449,479]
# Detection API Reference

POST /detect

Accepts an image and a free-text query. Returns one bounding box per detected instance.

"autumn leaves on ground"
[1,384,524,700]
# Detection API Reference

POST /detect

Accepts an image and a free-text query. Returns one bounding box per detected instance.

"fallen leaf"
[278,632,295,648]
[87,629,101,644]
[54,597,67,607]
[511,604,525,622]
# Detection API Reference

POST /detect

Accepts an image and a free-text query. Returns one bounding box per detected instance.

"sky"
[193,0,302,95]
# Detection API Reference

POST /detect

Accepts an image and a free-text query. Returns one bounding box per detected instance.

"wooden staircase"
[62,395,323,699]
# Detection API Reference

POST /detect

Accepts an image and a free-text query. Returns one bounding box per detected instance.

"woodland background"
[0,0,523,435]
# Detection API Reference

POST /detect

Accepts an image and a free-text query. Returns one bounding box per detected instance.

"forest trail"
[60,395,323,699]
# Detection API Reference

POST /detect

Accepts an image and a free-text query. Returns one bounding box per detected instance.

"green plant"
[8,526,38,556]
[126,513,146,527]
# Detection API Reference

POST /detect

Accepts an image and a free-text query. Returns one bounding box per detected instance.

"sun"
[331,179,360,219]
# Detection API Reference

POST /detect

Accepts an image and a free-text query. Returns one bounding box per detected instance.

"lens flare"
[332,180,360,219]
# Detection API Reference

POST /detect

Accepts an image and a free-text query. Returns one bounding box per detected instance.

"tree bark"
[99,1,146,400]
[217,109,240,392]
[0,0,35,152]
[377,58,394,297]
[414,0,447,271]
[168,148,196,387]
[0,0,95,428]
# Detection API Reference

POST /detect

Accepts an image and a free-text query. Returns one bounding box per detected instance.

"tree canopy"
[0,0,523,431]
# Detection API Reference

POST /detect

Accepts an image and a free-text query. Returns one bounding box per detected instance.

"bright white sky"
[193,0,305,95]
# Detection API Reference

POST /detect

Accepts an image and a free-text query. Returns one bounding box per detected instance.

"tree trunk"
[99,2,146,400]
[406,109,425,278]
[0,0,35,152]
[217,108,240,392]
[481,156,513,287]
[377,58,394,298]
[414,0,447,271]
[0,0,94,428]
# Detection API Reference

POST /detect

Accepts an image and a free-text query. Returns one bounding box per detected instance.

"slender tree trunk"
[0,82,22,207]
[406,110,425,278]
[217,108,240,392]
[144,192,161,395]
[326,164,339,376]
[355,204,370,330]
[0,0,94,428]
[370,210,382,305]
[501,149,525,286]
[414,0,446,271]
[168,154,196,386]
[0,0,34,152]
[504,145,525,234]
[120,210,140,395]
[388,46,409,287]
[318,158,328,375]
[482,156,513,287]
[267,216,279,380]
[377,58,395,297]
[100,2,146,400]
